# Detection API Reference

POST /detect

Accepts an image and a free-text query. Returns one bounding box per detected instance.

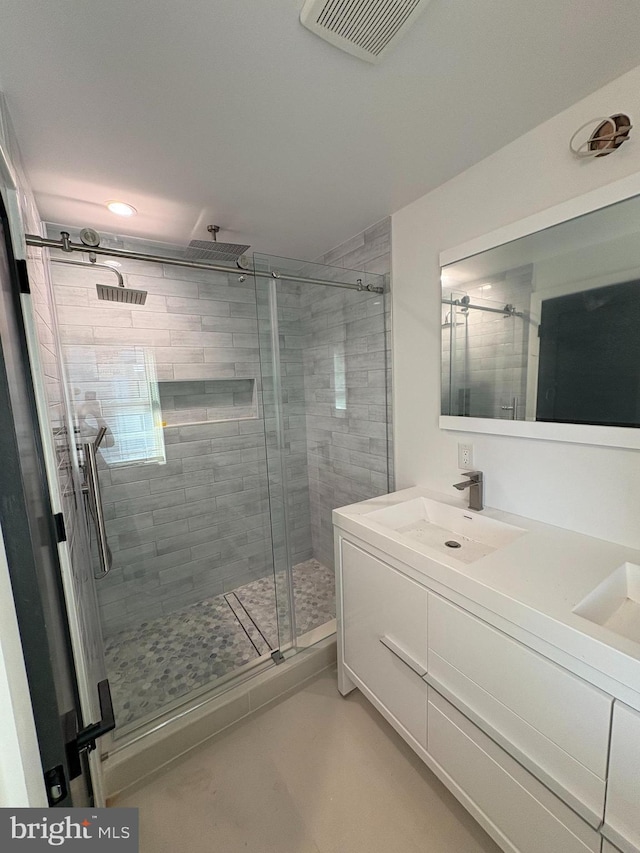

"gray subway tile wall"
[256,279,314,584]
[307,217,393,569]
[256,218,392,578]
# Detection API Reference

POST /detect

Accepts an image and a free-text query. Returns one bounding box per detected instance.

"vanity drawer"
[341,540,428,747]
[427,689,601,853]
[603,702,640,853]
[428,594,611,826]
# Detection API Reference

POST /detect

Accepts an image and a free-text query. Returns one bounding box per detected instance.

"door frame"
[525,260,640,421]
[0,520,47,806]
[0,187,94,806]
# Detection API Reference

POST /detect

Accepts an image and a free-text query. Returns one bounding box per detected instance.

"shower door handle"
[82,435,113,579]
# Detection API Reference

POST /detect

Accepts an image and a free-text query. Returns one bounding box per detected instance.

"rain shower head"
[186,225,250,265]
[48,253,147,305]
[96,282,147,305]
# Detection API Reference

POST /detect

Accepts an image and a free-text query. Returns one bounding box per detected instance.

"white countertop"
[333,486,640,704]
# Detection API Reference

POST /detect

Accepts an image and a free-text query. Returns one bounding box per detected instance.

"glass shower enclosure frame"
[39,226,388,744]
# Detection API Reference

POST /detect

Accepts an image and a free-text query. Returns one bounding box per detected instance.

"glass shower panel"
[443,275,531,420]
[255,253,389,648]
[253,275,297,652]
[445,292,527,419]
[50,235,287,734]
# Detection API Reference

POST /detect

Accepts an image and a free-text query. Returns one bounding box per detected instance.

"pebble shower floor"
[104,559,335,727]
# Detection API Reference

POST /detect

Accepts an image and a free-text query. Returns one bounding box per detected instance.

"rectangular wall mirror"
[440,188,640,449]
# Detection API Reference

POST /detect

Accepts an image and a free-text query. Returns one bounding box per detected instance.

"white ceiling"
[1,0,640,260]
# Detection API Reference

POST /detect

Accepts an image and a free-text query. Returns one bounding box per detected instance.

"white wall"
[0,524,46,807]
[392,63,640,550]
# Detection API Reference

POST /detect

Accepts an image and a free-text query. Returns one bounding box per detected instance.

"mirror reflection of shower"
[442,272,529,420]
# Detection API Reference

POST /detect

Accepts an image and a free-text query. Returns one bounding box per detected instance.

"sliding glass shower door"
[50,236,292,734]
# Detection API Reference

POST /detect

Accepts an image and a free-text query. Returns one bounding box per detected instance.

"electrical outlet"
[458,442,473,469]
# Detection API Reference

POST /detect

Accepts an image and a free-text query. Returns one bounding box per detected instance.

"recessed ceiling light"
[102,260,122,268]
[106,200,137,217]
[479,283,492,291]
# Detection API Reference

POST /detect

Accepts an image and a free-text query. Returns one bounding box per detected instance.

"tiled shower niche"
[158,378,257,427]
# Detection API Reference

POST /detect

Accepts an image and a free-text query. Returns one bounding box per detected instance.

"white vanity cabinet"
[427,690,601,853]
[335,531,628,853]
[428,594,611,826]
[339,539,428,748]
[602,702,640,853]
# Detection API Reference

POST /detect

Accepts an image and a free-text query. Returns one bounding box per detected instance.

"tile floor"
[113,669,501,853]
[105,559,335,727]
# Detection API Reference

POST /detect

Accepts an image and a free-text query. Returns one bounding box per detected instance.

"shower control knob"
[79,228,101,248]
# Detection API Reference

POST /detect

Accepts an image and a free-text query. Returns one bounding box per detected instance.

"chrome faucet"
[453,470,484,511]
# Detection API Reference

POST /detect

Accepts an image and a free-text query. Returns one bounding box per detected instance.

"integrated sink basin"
[573,563,640,645]
[364,496,526,564]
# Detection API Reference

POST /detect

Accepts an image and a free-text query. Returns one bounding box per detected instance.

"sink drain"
[445,540,462,549]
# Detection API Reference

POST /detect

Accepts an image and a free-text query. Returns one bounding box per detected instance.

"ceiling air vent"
[300,0,433,63]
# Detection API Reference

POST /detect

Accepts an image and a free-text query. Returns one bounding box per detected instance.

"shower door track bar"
[25,234,385,293]
[442,297,524,317]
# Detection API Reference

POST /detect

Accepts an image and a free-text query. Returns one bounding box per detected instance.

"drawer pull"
[601,824,635,853]
[423,672,603,831]
[379,636,427,677]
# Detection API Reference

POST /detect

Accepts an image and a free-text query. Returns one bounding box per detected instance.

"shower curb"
[104,634,337,803]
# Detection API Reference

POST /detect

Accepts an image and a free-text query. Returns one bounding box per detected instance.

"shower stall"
[441,273,530,420]
[31,225,391,742]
